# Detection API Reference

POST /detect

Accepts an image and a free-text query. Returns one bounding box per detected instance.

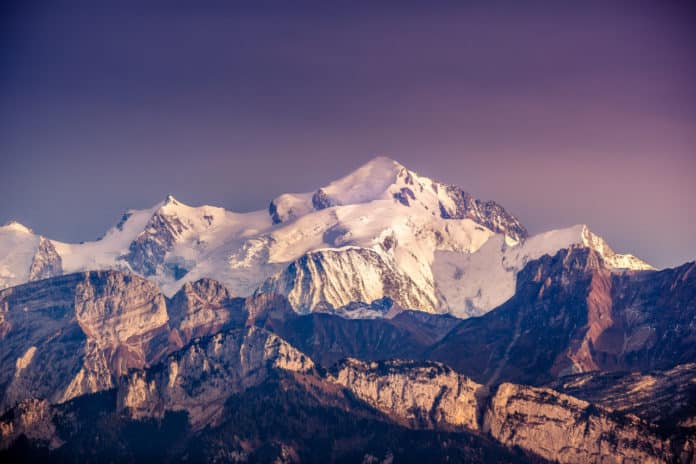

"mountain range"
[0,157,652,318]
[1,157,693,463]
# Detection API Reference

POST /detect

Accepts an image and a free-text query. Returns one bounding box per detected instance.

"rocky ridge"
[2,333,686,463]
[117,326,314,429]
[0,157,654,319]
[429,247,696,385]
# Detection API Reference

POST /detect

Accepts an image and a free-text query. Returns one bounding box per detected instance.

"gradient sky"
[1,1,695,268]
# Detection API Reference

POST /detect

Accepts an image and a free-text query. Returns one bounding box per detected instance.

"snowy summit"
[0,156,653,319]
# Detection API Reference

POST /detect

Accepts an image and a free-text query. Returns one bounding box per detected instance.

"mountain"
[548,363,696,433]
[0,157,653,319]
[2,325,687,463]
[2,156,691,462]
[428,247,696,385]
[0,254,693,461]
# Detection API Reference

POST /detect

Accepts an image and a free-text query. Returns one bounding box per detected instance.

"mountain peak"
[318,156,412,205]
[569,224,654,270]
[163,194,180,206]
[359,155,405,171]
[1,220,34,235]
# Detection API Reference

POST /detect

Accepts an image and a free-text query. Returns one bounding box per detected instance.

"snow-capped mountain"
[433,223,654,317]
[0,157,653,318]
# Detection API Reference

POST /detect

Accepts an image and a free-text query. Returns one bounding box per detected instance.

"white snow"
[433,224,654,318]
[54,202,161,274]
[0,157,656,319]
[320,156,403,205]
[0,222,40,289]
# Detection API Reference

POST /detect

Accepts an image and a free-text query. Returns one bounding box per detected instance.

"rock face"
[28,237,63,281]
[0,255,694,462]
[124,201,190,277]
[0,273,86,411]
[0,271,173,411]
[167,278,246,346]
[331,359,484,431]
[72,271,171,379]
[438,185,528,242]
[579,226,653,270]
[0,398,61,450]
[311,188,335,210]
[262,310,459,368]
[484,383,670,464]
[117,327,314,429]
[429,247,696,385]
[0,308,689,463]
[0,378,534,464]
[258,247,438,314]
[549,363,696,430]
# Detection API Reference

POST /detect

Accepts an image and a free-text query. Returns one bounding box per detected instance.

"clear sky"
[1,1,695,268]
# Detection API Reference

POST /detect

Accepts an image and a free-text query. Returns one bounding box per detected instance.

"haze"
[1,1,694,268]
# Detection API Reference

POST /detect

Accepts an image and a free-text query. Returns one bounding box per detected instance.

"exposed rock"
[117,327,314,430]
[74,271,170,379]
[244,291,295,326]
[262,310,459,368]
[267,194,312,224]
[438,185,528,242]
[311,188,335,210]
[484,383,671,464]
[0,375,534,463]
[124,209,189,276]
[331,359,484,431]
[0,273,86,411]
[0,398,61,450]
[167,278,246,345]
[0,271,172,411]
[268,199,282,225]
[392,187,415,206]
[549,363,696,431]
[28,237,63,281]
[258,248,438,314]
[580,226,653,270]
[429,248,696,385]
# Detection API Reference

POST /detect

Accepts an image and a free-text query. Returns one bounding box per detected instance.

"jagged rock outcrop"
[438,184,528,242]
[429,248,696,385]
[73,271,170,378]
[549,363,696,430]
[579,225,654,270]
[267,194,311,224]
[0,377,533,464]
[167,278,246,346]
[392,187,416,206]
[2,158,656,322]
[0,274,86,411]
[484,383,671,464]
[28,237,62,281]
[0,304,689,463]
[124,200,190,277]
[0,271,173,411]
[258,247,438,314]
[117,327,314,429]
[330,359,484,431]
[244,291,295,326]
[330,358,683,463]
[0,398,61,450]
[311,188,335,210]
[268,199,283,224]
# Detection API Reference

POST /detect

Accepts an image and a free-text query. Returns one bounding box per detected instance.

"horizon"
[2,1,695,268]
[1,154,691,270]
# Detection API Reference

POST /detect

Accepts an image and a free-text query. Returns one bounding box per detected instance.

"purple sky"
[1,1,695,268]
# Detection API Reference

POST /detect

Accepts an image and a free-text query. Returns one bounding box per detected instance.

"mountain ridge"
[0,157,656,319]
